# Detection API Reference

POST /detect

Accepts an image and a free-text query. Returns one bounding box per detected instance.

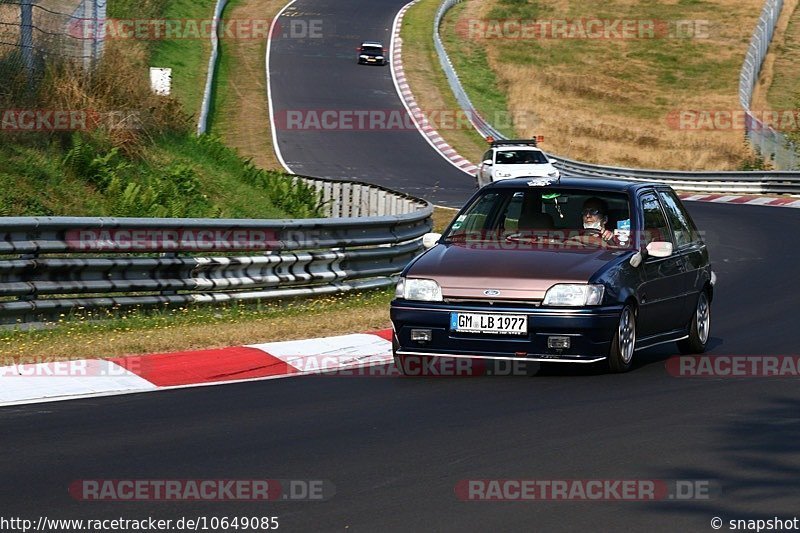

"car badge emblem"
[484,289,501,296]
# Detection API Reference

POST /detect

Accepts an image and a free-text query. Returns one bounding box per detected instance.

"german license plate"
[450,312,527,335]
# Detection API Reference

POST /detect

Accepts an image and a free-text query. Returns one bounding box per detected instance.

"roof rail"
[489,137,543,147]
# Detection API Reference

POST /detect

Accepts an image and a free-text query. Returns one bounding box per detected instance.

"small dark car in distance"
[357,41,387,65]
[390,177,716,373]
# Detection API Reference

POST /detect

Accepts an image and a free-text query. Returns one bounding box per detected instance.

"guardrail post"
[159,252,179,296]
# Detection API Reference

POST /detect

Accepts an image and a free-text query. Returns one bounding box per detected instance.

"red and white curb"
[677,193,800,208]
[0,330,394,407]
[390,1,479,176]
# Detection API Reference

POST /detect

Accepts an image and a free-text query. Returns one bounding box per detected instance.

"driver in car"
[581,197,614,242]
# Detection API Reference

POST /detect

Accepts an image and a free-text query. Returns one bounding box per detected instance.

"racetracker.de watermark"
[69,18,323,40]
[294,355,535,377]
[456,18,710,40]
[667,109,800,132]
[68,479,334,501]
[65,228,282,252]
[455,479,719,501]
[667,356,800,377]
[0,358,140,378]
[273,109,535,132]
[0,110,142,133]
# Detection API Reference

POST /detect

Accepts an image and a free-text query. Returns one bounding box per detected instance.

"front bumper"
[390,300,623,363]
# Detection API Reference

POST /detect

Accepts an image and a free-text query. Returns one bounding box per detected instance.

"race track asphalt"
[269,0,477,206]
[2,1,798,531]
[2,202,798,532]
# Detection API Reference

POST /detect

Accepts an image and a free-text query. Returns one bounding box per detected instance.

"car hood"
[407,243,622,300]
[494,164,555,178]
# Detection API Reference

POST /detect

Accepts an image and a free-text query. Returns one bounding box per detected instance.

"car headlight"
[376,56,384,59]
[396,278,443,301]
[548,170,559,178]
[360,54,369,58]
[543,284,604,306]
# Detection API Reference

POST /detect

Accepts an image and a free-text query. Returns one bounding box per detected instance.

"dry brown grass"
[469,0,763,170]
[761,0,800,112]
[424,0,779,170]
[0,5,20,41]
[2,300,393,361]
[213,0,284,170]
[752,0,799,110]
[432,205,457,231]
[36,40,190,153]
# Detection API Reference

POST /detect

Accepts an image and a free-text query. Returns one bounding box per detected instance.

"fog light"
[411,329,432,343]
[548,336,570,349]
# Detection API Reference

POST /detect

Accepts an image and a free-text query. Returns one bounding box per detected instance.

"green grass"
[0,132,321,218]
[207,0,238,134]
[150,0,217,120]
[440,1,516,138]
[0,0,321,219]
[110,0,216,119]
[401,0,494,161]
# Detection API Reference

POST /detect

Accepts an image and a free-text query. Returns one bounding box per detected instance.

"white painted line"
[266,0,299,174]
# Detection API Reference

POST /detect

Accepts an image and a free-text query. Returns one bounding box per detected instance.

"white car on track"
[476,139,560,188]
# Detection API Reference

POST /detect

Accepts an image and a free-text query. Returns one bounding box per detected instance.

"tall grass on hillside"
[0,0,322,219]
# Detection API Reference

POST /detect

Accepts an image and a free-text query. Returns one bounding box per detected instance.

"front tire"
[608,305,636,373]
[677,291,710,354]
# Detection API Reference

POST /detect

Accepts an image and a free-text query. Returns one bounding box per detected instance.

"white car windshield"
[495,150,549,165]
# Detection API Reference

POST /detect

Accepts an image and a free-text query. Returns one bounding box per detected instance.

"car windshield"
[494,150,548,165]
[361,46,383,55]
[442,188,634,250]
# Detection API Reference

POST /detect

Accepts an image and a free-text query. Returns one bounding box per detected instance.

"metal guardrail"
[0,178,433,325]
[197,0,228,135]
[739,0,798,170]
[555,156,800,194]
[434,0,800,181]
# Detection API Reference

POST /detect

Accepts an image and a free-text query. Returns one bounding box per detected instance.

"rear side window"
[482,151,493,163]
[640,193,671,245]
[658,190,700,247]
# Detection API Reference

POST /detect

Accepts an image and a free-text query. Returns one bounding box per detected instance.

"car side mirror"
[549,158,558,165]
[482,159,493,166]
[629,241,673,267]
[422,232,442,249]
[646,241,673,258]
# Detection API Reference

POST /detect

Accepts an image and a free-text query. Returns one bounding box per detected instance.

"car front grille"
[443,298,542,309]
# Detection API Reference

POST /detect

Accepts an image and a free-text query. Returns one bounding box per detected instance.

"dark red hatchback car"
[390,177,716,373]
